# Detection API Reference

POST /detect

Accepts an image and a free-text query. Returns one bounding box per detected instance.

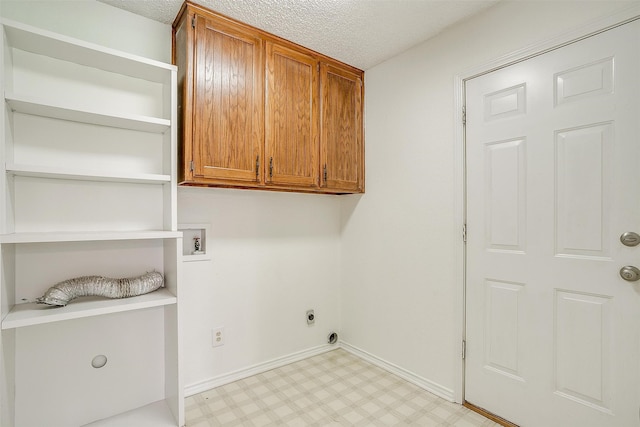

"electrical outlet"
[306,309,315,325]
[212,327,224,347]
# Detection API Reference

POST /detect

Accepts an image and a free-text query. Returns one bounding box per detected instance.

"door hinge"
[269,157,273,179]
[462,106,467,125]
[462,340,466,360]
[191,14,196,28]
[323,164,327,183]
[189,160,194,172]
[462,224,467,243]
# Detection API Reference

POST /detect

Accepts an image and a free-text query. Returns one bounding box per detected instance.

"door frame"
[452,4,640,405]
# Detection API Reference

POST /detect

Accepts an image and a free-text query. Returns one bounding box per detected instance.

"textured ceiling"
[98,0,499,70]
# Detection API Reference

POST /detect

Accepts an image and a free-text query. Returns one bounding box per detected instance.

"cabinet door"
[265,42,319,188]
[192,13,263,184]
[320,63,364,193]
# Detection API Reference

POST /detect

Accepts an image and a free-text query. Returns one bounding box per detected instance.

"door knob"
[620,232,640,247]
[619,265,640,282]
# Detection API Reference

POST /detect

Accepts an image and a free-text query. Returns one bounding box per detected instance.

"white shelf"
[6,163,171,184]
[2,288,176,329]
[1,18,175,83]
[6,93,171,133]
[83,400,178,427]
[0,230,182,244]
[0,17,182,427]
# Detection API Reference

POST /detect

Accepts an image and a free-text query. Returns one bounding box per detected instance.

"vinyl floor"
[186,349,500,427]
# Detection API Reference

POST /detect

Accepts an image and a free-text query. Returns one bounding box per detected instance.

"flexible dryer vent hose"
[36,271,164,307]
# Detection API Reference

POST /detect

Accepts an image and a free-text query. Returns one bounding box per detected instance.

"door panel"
[555,123,612,258]
[192,14,263,183]
[484,279,524,381]
[554,290,612,412]
[465,20,639,427]
[485,138,526,252]
[265,42,318,188]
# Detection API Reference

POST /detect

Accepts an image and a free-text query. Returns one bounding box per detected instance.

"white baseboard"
[339,341,455,402]
[185,341,455,403]
[184,344,338,397]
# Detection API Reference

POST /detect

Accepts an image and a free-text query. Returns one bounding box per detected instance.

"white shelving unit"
[0,230,182,244]
[2,288,177,330]
[0,19,183,427]
[5,93,172,133]
[6,163,172,183]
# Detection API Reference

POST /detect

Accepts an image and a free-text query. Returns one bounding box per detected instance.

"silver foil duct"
[36,271,164,307]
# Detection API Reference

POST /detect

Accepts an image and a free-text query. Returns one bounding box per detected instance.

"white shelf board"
[2,288,176,329]
[6,94,171,133]
[0,230,182,244]
[6,163,170,184]
[1,18,175,83]
[82,400,177,427]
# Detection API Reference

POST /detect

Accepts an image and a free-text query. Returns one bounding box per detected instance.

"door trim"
[463,402,520,427]
[452,3,640,404]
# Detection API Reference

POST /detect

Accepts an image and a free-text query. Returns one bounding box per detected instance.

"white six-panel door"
[465,19,640,427]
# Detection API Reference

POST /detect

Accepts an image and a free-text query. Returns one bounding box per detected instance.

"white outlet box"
[212,327,224,347]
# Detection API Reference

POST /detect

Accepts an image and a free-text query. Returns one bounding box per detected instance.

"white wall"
[178,188,341,389]
[341,0,637,399]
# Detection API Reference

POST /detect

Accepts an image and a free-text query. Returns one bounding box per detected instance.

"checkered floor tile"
[186,349,499,426]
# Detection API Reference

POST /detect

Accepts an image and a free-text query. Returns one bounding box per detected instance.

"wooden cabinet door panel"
[265,42,319,188]
[320,63,363,192]
[192,14,263,183]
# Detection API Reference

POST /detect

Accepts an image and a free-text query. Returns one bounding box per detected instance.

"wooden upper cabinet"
[265,42,318,188]
[175,6,264,186]
[320,63,364,193]
[192,15,263,183]
[173,1,364,194]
